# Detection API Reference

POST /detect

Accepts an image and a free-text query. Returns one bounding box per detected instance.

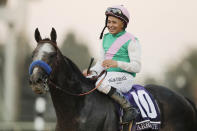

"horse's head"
[29,28,58,94]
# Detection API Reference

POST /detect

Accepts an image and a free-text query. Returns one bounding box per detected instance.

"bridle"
[29,60,107,96]
[29,41,107,96]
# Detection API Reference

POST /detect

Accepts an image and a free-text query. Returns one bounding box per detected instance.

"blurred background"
[0,0,197,130]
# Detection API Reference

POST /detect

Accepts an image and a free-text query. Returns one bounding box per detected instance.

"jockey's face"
[107,16,124,35]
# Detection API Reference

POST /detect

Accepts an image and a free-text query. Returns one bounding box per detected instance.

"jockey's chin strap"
[49,70,107,96]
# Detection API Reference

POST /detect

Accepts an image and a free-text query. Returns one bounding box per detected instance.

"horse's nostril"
[36,77,42,83]
[29,74,43,84]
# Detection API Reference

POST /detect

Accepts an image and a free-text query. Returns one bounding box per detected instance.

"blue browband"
[29,60,52,75]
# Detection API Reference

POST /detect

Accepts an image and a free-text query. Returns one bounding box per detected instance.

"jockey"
[83,5,141,124]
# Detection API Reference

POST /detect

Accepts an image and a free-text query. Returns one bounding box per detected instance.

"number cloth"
[122,84,161,130]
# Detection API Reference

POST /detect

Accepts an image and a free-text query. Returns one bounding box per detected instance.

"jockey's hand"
[82,69,91,76]
[83,69,98,79]
[102,59,118,69]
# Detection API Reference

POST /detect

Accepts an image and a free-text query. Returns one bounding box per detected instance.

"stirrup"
[121,121,129,125]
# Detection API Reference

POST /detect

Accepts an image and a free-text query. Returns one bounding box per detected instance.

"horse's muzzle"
[29,73,49,94]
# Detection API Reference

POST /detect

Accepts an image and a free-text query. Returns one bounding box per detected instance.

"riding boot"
[108,87,139,124]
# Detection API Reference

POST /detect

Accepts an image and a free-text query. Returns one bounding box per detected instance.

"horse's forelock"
[37,39,57,49]
[42,38,51,41]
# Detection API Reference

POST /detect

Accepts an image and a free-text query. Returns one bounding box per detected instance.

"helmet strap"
[99,16,108,39]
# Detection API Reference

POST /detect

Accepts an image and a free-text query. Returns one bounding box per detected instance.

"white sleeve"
[90,44,105,75]
[117,39,141,73]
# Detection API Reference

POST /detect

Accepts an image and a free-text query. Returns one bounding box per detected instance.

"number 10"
[131,90,157,118]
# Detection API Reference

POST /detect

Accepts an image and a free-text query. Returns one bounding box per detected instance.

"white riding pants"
[96,72,134,94]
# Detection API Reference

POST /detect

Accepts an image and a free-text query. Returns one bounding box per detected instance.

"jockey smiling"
[83,5,141,124]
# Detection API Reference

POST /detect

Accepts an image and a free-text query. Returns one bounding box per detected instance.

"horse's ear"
[50,27,57,44]
[34,28,42,43]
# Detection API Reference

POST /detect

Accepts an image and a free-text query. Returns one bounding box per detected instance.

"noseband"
[29,60,52,75]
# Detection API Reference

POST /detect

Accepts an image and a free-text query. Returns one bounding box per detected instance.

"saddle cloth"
[120,84,161,131]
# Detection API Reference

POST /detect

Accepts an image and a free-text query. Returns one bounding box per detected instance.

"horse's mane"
[63,56,83,76]
[63,56,94,85]
[42,38,51,41]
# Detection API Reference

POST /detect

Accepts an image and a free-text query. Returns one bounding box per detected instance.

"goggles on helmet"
[105,8,129,23]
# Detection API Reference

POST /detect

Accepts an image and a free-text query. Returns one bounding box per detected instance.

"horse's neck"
[48,55,120,130]
[49,86,84,129]
[51,55,87,94]
[49,55,90,128]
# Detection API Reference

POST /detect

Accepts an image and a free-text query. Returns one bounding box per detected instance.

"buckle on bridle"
[43,76,49,92]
